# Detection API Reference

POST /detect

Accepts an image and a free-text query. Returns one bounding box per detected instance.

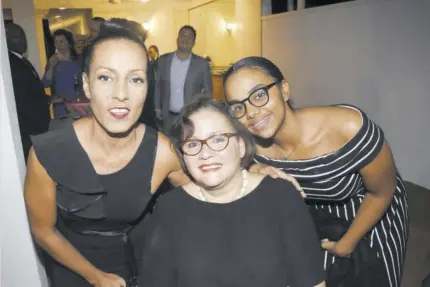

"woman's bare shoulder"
[302,105,363,143]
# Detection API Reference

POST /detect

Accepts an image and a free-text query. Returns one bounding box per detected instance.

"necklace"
[197,170,248,202]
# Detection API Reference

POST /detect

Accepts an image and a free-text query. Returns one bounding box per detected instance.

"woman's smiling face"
[224,67,288,139]
[83,38,148,135]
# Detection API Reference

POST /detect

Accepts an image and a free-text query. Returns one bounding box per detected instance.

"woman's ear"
[82,73,91,100]
[281,80,290,102]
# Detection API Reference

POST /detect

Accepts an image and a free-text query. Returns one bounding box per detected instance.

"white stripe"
[375,229,394,287]
[380,221,398,287]
[392,221,404,266]
[351,198,356,217]
[395,210,406,255]
[344,204,349,221]
[305,175,360,200]
[389,230,401,279]
[323,250,328,270]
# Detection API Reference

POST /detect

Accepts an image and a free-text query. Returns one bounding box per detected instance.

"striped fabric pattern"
[254,105,408,287]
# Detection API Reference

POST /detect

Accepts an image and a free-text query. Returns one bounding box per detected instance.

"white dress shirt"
[169,52,191,113]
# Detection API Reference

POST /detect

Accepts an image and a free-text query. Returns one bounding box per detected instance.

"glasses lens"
[207,134,229,151]
[182,140,202,155]
[249,88,269,107]
[229,103,246,118]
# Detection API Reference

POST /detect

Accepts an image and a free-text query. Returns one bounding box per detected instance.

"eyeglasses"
[181,133,238,156]
[228,81,278,119]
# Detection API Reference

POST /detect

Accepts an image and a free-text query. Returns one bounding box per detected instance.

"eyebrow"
[227,84,268,105]
[95,67,146,73]
[96,66,115,72]
[188,131,230,140]
[248,83,269,95]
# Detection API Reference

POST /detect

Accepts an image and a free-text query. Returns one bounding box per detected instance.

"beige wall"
[189,0,261,67]
[5,0,261,72]
[94,7,187,55]
[235,0,261,60]
[189,0,236,66]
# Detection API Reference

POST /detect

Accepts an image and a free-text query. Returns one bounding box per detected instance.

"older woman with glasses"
[139,99,326,287]
[223,56,408,287]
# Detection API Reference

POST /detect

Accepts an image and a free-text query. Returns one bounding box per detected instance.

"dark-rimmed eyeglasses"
[181,133,238,156]
[227,81,278,119]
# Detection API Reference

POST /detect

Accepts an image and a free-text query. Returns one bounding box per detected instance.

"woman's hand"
[249,163,306,198]
[48,54,60,67]
[50,95,64,104]
[90,271,126,287]
[321,238,356,257]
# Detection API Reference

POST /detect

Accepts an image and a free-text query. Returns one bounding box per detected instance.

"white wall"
[262,0,430,188]
[5,0,44,75]
[0,15,48,287]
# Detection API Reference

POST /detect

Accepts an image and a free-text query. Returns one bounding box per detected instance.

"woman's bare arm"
[323,141,397,256]
[24,148,125,286]
[322,109,397,256]
[150,133,190,193]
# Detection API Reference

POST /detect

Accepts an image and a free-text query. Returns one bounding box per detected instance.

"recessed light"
[140,0,150,3]
[54,15,62,19]
[59,7,66,10]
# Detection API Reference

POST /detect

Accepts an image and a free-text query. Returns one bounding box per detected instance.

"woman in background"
[223,57,408,287]
[43,29,81,118]
[140,99,326,287]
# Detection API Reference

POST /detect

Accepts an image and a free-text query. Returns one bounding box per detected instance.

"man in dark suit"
[6,23,50,162]
[154,25,213,133]
[148,45,159,73]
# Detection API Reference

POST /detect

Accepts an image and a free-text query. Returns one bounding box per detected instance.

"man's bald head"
[6,23,27,55]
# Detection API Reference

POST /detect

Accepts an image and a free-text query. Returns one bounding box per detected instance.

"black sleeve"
[276,180,326,287]
[139,200,176,287]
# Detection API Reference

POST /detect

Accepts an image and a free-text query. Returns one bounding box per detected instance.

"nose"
[114,79,129,102]
[245,102,260,120]
[199,143,214,160]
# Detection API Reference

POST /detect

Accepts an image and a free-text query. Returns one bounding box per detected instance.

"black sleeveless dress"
[31,119,157,287]
[254,105,408,287]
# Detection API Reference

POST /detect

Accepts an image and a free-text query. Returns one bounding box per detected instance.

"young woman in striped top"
[223,57,408,287]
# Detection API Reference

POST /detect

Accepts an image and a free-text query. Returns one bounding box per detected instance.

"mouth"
[198,163,222,173]
[108,107,130,120]
[249,115,271,131]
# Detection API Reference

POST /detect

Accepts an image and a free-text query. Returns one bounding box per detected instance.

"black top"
[31,120,157,286]
[140,177,325,287]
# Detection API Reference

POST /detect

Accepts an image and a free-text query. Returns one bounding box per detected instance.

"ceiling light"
[140,0,150,3]
[59,7,66,10]
[54,15,62,19]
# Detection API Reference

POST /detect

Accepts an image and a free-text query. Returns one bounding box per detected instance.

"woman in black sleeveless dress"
[24,20,186,287]
[223,57,408,287]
